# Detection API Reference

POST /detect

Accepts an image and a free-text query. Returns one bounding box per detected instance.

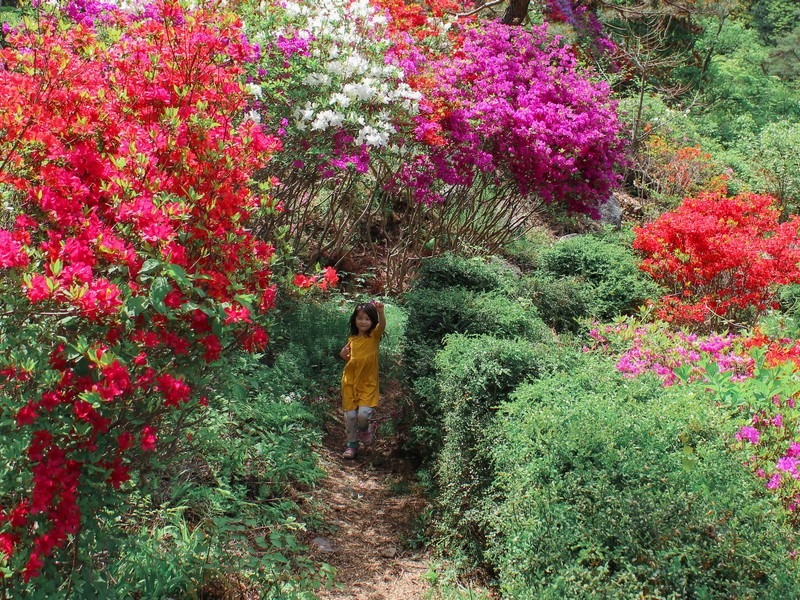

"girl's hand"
[340,343,351,361]
[372,300,384,310]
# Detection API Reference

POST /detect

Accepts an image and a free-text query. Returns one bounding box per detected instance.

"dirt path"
[307,390,432,600]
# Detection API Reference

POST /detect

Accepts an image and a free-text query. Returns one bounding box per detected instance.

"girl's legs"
[344,409,359,449]
[356,406,374,437]
[343,406,375,458]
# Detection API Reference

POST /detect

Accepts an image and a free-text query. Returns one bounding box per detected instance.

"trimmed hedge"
[413,253,520,294]
[485,362,800,598]
[432,334,574,567]
[533,234,660,328]
[401,255,553,459]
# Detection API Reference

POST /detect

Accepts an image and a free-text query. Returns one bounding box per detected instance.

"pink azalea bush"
[586,318,751,386]
[589,315,800,520]
[399,21,625,211]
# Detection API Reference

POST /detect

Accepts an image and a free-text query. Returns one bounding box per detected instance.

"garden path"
[309,383,432,599]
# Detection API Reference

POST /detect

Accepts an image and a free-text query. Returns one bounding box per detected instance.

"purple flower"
[776,456,798,474]
[735,426,760,445]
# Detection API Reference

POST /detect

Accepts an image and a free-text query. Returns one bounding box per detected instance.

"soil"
[306,384,433,600]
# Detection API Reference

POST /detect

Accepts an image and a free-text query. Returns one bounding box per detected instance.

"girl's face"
[355,309,373,334]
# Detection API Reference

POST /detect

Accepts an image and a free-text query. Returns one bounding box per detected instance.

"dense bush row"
[405,249,800,596]
[489,361,800,598]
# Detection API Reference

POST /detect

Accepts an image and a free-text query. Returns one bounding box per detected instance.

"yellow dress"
[341,322,385,411]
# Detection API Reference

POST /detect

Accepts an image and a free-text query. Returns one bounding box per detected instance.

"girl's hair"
[349,302,379,337]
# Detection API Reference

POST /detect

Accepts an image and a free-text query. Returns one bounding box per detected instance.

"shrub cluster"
[485,359,800,597]
[531,233,660,330]
[432,334,571,567]
[409,255,800,596]
[402,254,553,454]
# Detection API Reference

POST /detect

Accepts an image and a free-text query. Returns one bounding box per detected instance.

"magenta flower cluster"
[63,0,117,25]
[400,22,625,213]
[589,317,800,515]
[588,321,750,386]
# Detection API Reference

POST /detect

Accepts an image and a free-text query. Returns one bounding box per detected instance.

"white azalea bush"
[243,0,429,178]
[239,0,453,266]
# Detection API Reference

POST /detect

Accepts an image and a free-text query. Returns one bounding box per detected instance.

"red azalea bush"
[0,1,284,584]
[634,191,800,325]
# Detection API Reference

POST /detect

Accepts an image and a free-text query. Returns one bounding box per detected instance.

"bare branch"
[446,0,503,18]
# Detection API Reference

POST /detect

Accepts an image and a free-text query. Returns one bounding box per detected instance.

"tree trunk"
[501,0,531,25]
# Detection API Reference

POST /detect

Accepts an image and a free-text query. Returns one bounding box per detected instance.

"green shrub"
[414,253,519,294]
[502,227,555,271]
[432,334,574,568]
[535,235,659,324]
[404,288,552,381]
[486,361,800,598]
[778,283,800,315]
[269,298,352,393]
[527,274,594,333]
[402,286,553,462]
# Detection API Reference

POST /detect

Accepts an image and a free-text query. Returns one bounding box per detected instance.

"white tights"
[345,406,374,446]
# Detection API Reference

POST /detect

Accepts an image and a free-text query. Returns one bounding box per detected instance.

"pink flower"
[776,456,798,475]
[0,230,29,268]
[735,426,759,445]
[26,275,51,303]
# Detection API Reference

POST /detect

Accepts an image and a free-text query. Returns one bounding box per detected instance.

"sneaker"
[359,421,378,445]
[342,447,357,459]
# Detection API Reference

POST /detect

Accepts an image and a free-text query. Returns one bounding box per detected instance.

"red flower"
[0,533,14,558]
[16,402,37,427]
[292,273,314,288]
[23,550,43,582]
[140,426,157,452]
[0,230,29,268]
[200,335,222,363]
[9,501,30,528]
[323,266,339,287]
[26,275,51,303]
[243,326,269,352]
[156,373,191,407]
[107,458,130,490]
[224,304,251,325]
[117,431,134,452]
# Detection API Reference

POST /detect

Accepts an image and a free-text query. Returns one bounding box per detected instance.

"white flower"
[331,93,352,108]
[311,109,345,131]
[245,110,262,124]
[303,73,332,87]
[356,125,389,147]
[343,80,377,102]
[245,83,263,98]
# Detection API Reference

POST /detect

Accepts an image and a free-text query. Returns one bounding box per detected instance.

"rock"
[311,536,336,554]
[380,546,398,559]
[599,194,623,228]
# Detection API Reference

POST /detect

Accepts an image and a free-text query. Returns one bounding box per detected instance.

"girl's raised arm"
[374,301,386,327]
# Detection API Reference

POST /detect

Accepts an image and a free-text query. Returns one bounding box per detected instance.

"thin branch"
[446,0,503,18]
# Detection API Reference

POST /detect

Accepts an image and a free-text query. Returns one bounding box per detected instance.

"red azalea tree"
[634,191,800,325]
[0,1,283,584]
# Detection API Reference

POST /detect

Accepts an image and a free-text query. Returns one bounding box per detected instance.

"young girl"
[339,300,385,459]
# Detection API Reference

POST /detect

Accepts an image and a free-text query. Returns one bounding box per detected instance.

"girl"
[339,300,385,459]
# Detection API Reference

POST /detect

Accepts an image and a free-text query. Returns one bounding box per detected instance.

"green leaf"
[150,277,171,314]
[164,263,190,288]
[139,259,162,276]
